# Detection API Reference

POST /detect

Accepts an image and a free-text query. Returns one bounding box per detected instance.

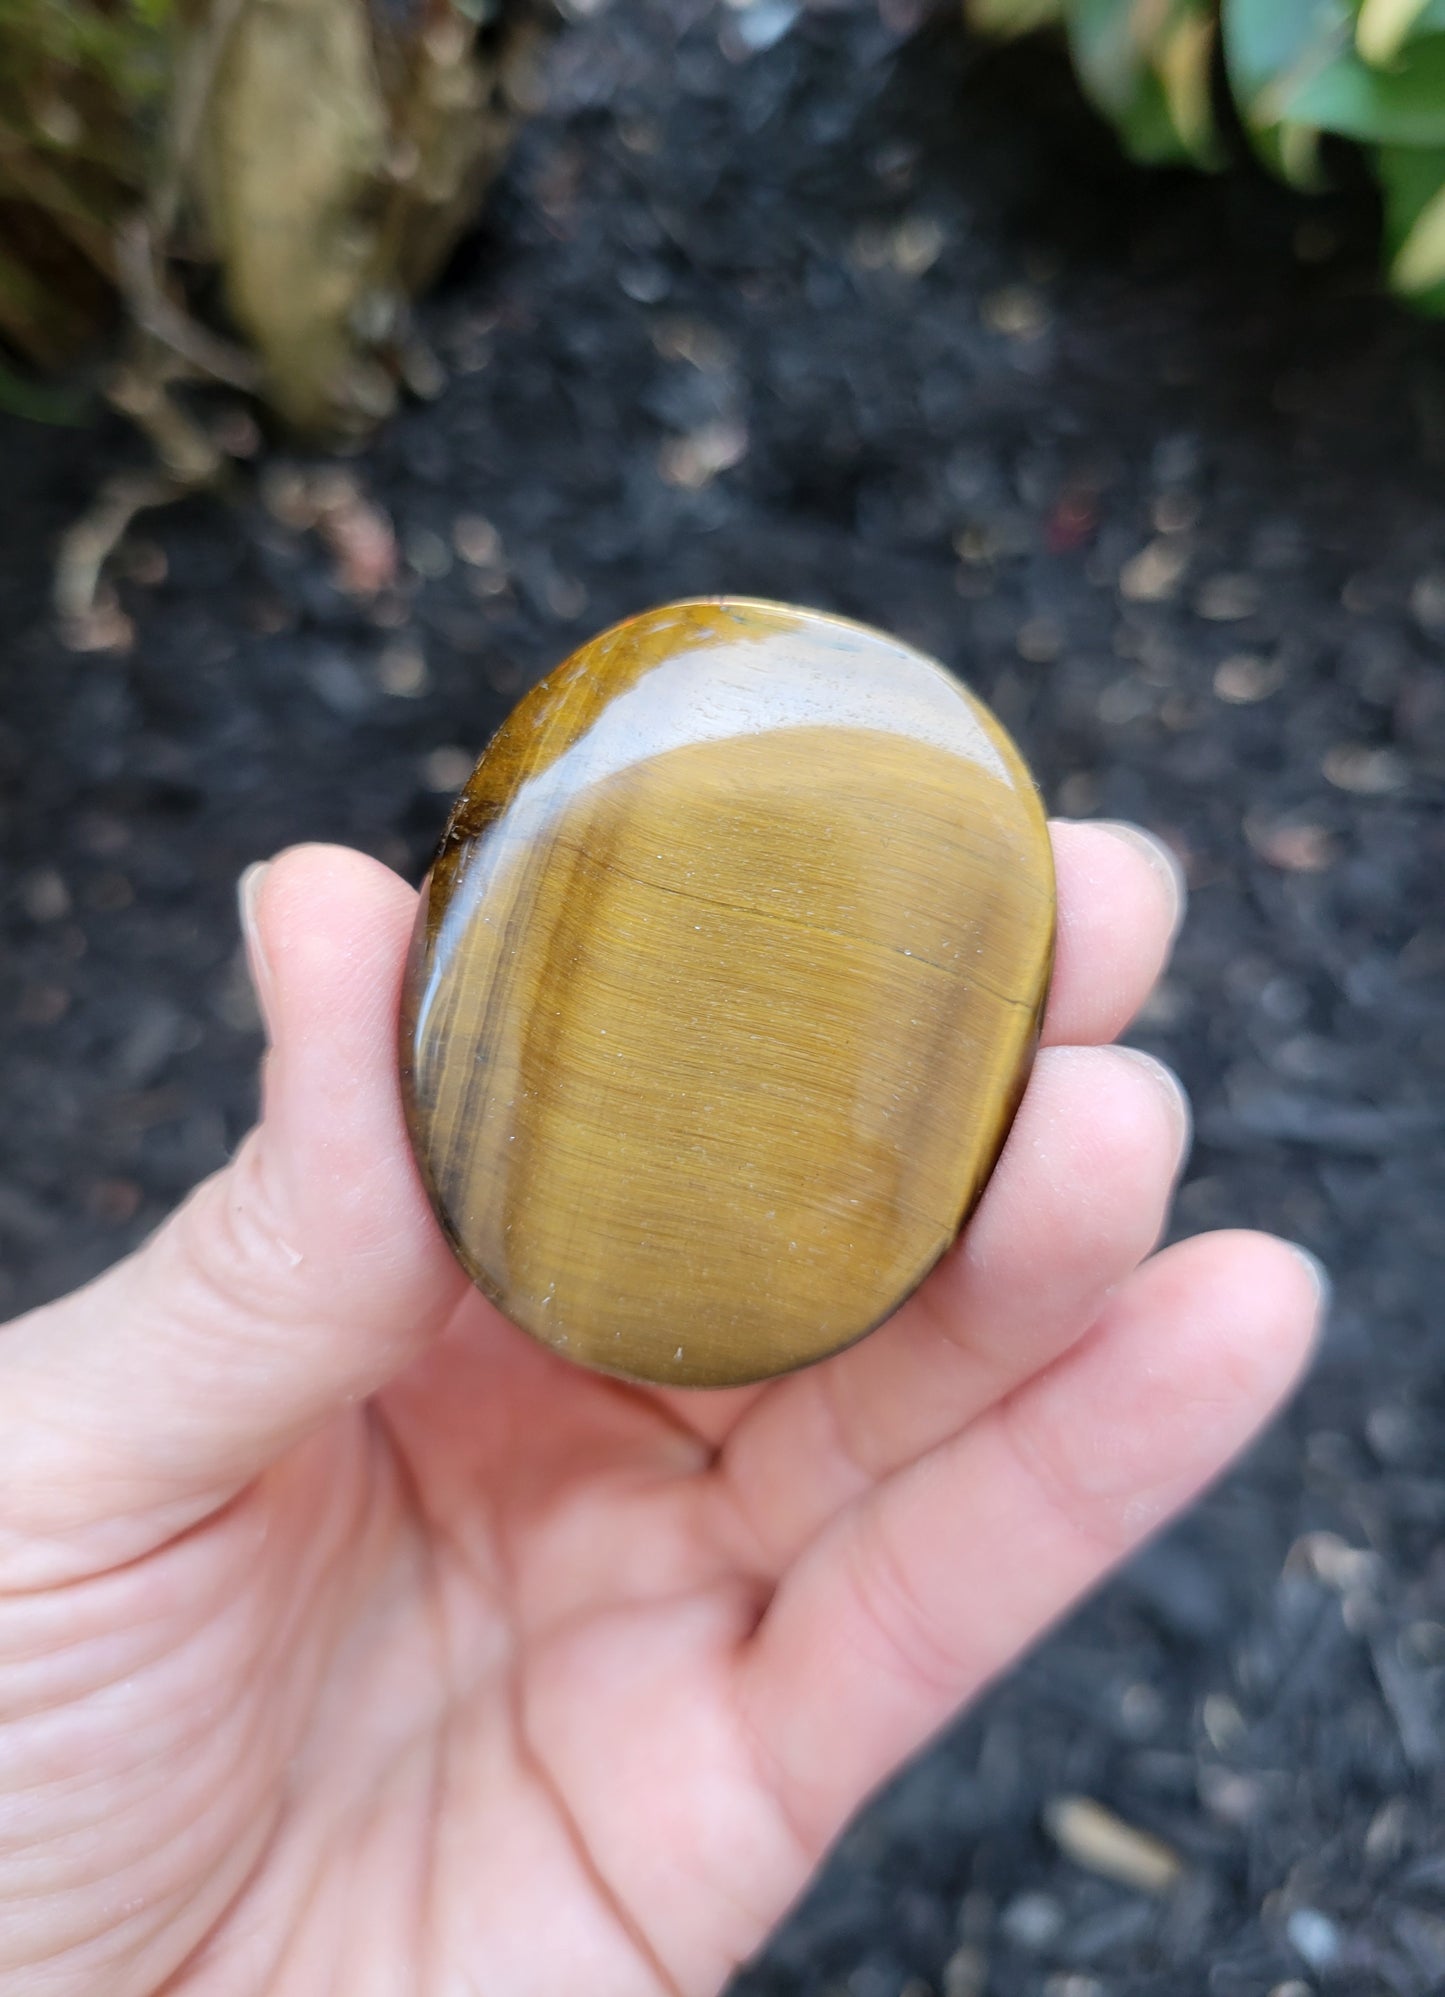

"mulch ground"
[2,4,1444,1992]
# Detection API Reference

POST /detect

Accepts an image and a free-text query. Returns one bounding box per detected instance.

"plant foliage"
[0,0,545,431]
[0,0,165,367]
[966,0,1445,308]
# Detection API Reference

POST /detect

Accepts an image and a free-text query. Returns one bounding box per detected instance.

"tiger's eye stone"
[401,598,1054,1388]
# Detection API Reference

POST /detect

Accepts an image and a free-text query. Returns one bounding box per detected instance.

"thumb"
[0,844,468,1587]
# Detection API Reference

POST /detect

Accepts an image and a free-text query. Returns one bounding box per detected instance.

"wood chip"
[1323,744,1408,795]
[658,418,749,489]
[1119,538,1188,602]
[1214,653,1284,703]
[1042,1795,1183,1894]
[1245,815,1336,873]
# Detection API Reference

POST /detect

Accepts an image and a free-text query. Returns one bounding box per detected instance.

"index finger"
[1042,819,1185,1047]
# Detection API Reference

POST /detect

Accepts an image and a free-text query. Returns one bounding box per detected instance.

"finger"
[1043,820,1184,1047]
[712,1042,1190,1568]
[735,1231,1324,1859]
[0,845,467,1586]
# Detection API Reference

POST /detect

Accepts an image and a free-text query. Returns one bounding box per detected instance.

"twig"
[54,362,232,637]
[54,468,182,640]
[113,216,260,392]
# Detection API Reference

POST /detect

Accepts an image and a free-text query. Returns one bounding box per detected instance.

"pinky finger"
[735,1231,1324,1861]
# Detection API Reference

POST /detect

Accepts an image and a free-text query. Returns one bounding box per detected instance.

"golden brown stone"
[400,599,1054,1387]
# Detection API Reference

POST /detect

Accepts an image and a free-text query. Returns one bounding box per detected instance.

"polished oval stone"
[401,598,1055,1388]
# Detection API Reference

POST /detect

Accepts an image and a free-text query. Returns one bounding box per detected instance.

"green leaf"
[1378,141,1445,304]
[1156,8,1221,161]
[1065,0,1143,117]
[1116,69,1197,162]
[1279,32,1445,140]
[1224,0,1445,146]
[1248,115,1328,184]
[1358,0,1431,66]
[1223,0,1350,103]
[965,0,1066,32]
[1064,0,1221,166]
[1355,0,1445,66]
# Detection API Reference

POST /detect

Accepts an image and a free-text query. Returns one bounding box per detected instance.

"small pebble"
[377,642,430,698]
[548,574,589,621]
[1364,1404,1417,1463]
[1016,615,1063,663]
[1244,817,1336,874]
[1286,1907,1342,1972]
[400,341,447,401]
[14,986,68,1030]
[981,284,1047,338]
[1364,1797,1411,1867]
[307,652,371,718]
[720,0,799,59]
[321,484,397,597]
[1000,1891,1065,1951]
[1214,653,1284,703]
[1401,1621,1445,1664]
[1097,675,1154,726]
[1151,491,1199,533]
[1055,772,1099,816]
[891,215,946,278]
[422,746,475,794]
[1201,1692,1246,1752]
[1322,744,1407,795]
[1409,570,1445,631]
[20,868,71,923]
[453,515,502,566]
[87,1178,142,1225]
[1288,1531,1380,1595]
[1198,1766,1262,1825]
[1119,1680,1165,1737]
[657,418,749,489]
[1119,539,1187,602]
[940,1944,986,1997]
[405,526,452,579]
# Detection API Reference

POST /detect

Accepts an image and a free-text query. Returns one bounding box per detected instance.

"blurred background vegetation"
[970,0,1445,312]
[8,0,1445,621]
[10,2,1445,455]
[0,0,545,439]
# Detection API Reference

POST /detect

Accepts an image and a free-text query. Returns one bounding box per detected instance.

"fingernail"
[1290,1244,1333,1320]
[1095,820,1187,940]
[237,861,275,1034]
[1114,1045,1192,1149]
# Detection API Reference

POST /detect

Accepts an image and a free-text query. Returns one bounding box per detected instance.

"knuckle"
[167,1135,307,1329]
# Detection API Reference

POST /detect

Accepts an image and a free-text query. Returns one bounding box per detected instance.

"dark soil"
[3,4,1445,1992]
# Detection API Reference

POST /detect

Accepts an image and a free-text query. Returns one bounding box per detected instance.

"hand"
[0,831,1323,1997]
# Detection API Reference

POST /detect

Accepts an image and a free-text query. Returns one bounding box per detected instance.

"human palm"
[0,834,1321,1996]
